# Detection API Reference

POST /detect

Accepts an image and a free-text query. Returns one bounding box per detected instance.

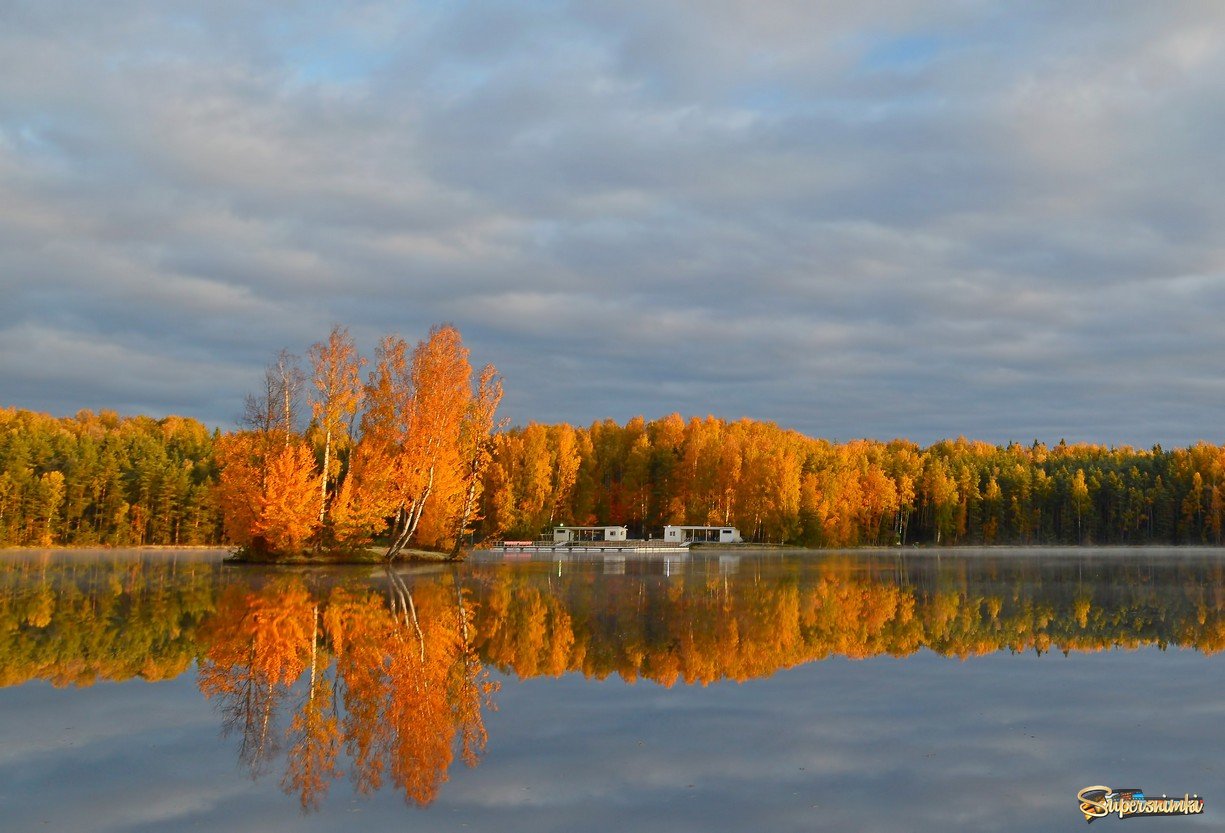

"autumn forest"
[2,324,1225,552]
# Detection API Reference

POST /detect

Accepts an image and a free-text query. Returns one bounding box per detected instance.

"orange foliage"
[308,325,365,525]
[215,433,262,547]
[257,443,321,552]
[197,581,318,772]
[324,579,495,804]
[191,574,496,810]
[477,415,1225,546]
[216,434,319,552]
[338,325,499,556]
[198,581,316,696]
[283,676,341,811]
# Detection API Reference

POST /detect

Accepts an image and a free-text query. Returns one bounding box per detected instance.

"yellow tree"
[329,339,403,544]
[922,457,960,545]
[34,471,65,547]
[215,433,263,548]
[341,326,477,559]
[859,465,898,546]
[516,425,553,530]
[308,325,365,525]
[1070,468,1091,544]
[216,433,319,553]
[385,326,473,557]
[713,422,741,525]
[257,443,322,552]
[549,423,581,524]
[451,364,504,556]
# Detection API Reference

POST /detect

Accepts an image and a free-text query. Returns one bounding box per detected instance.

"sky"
[2,1,1224,447]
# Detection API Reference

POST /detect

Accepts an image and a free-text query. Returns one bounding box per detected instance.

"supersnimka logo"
[1076,786,1204,823]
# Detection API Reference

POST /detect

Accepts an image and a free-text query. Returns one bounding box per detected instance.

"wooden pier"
[490,540,690,554]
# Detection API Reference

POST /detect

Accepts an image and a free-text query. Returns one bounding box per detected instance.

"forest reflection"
[467,552,1225,683]
[3,551,1225,808]
[197,571,495,809]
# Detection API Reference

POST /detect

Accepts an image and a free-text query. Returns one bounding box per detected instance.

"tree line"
[4,324,1225,550]
[0,407,221,547]
[477,417,1225,547]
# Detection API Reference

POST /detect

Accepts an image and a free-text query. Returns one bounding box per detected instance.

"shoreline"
[223,546,459,566]
[7,543,1225,565]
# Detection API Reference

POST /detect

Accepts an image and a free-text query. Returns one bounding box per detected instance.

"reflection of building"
[554,525,628,543]
[663,525,742,544]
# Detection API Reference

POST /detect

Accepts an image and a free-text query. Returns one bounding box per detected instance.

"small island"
[218,324,502,565]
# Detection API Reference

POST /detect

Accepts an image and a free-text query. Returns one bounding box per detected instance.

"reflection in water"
[467,552,1225,685]
[3,549,1225,811]
[0,554,216,686]
[197,571,497,810]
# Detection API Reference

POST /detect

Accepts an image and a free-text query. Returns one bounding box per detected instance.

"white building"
[662,525,743,544]
[553,525,628,543]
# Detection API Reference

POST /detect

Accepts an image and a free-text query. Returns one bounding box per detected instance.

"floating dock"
[491,540,690,554]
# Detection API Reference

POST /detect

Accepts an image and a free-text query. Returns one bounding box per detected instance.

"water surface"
[0,547,1221,831]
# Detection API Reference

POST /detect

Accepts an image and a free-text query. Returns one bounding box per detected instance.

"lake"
[0,547,1220,831]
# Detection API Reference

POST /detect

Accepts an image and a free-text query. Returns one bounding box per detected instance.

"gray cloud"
[2,1,1224,445]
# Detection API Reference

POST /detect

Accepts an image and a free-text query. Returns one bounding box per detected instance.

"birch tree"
[308,326,365,525]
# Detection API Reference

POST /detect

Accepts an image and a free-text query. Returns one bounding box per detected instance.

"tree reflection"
[281,600,340,810]
[198,581,315,774]
[0,554,215,687]
[196,569,497,810]
[464,554,1225,685]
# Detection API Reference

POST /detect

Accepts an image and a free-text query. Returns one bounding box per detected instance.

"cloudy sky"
[2,2,1224,446]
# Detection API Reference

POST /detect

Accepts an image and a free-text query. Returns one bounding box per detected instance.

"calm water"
[0,547,1221,831]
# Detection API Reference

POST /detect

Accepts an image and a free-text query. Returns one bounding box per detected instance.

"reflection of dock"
[589,553,684,575]
[478,545,744,582]
[476,544,699,577]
